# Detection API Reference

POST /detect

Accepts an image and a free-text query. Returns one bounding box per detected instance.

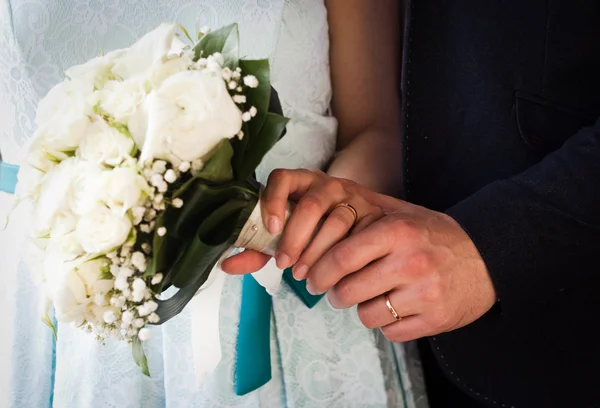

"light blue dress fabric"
[0,1,428,407]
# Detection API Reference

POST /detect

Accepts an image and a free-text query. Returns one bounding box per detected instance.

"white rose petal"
[76,258,114,296]
[33,158,79,234]
[96,79,147,123]
[112,23,178,80]
[76,206,133,254]
[140,70,243,165]
[78,118,135,166]
[66,49,126,85]
[35,79,94,160]
[97,167,150,215]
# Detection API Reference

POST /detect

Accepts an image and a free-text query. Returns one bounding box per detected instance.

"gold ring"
[332,202,358,225]
[385,293,401,321]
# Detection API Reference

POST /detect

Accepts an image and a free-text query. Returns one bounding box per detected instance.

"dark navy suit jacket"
[402,1,600,407]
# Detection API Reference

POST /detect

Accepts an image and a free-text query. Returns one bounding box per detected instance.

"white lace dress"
[0,1,426,407]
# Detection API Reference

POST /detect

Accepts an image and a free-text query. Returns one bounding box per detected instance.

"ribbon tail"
[235,273,272,396]
[191,268,227,388]
[250,258,283,295]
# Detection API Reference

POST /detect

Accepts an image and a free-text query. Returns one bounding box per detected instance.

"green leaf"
[190,141,234,184]
[194,23,239,67]
[147,181,258,283]
[132,337,150,377]
[42,314,57,341]
[177,24,194,44]
[236,113,289,181]
[156,199,255,322]
[232,60,289,180]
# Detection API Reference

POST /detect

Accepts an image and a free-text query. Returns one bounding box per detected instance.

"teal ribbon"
[235,268,324,395]
[0,162,19,194]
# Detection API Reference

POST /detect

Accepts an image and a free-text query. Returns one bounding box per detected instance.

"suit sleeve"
[445,118,600,317]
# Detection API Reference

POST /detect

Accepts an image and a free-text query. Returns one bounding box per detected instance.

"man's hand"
[222,169,497,341]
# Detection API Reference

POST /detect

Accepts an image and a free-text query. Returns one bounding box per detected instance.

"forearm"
[446,118,600,318]
[327,128,403,196]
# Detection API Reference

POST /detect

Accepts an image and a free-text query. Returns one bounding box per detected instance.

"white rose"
[43,243,85,322]
[112,23,178,80]
[150,54,193,88]
[140,70,242,164]
[44,250,114,323]
[14,163,45,202]
[33,158,78,234]
[78,118,135,166]
[66,160,105,216]
[35,79,94,161]
[97,166,149,215]
[36,78,94,126]
[127,99,149,148]
[65,48,127,87]
[96,80,147,123]
[76,258,114,297]
[49,211,84,256]
[76,205,133,254]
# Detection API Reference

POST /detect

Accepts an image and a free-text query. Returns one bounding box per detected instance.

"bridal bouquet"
[18,23,288,374]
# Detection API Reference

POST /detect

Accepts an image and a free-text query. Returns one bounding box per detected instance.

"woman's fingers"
[260,169,324,235]
[274,178,349,269]
[292,200,382,280]
[291,203,357,280]
[220,250,270,275]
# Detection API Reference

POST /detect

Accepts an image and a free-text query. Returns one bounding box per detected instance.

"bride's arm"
[325,0,403,196]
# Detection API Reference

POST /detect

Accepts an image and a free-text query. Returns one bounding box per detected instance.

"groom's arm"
[446,117,600,318]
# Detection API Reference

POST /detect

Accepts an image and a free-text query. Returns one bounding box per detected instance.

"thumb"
[220,250,270,275]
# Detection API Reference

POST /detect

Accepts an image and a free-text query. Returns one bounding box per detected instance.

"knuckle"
[391,218,421,240]
[331,244,353,270]
[299,194,326,214]
[405,251,434,277]
[357,305,378,329]
[332,280,356,307]
[267,168,288,185]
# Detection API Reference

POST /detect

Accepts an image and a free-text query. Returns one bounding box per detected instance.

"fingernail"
[306,280,319,296]
[293,264,308,281]
[276,252,291,269]
[268,216,282,235]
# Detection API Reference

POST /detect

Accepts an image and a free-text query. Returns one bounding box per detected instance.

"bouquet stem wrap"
[191,197,293,386]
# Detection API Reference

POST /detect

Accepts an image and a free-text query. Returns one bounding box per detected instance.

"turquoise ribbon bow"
[235,269,324,396]
[0,162,19,194]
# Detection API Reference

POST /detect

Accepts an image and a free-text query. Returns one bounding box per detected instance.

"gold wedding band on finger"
[332,202,359,225]
[385,293,402,322]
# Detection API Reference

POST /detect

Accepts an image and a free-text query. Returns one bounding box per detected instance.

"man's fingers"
[220,250,270,275]
[305,218,395,295]
[327,257,403,309]
[379,315,433,343]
